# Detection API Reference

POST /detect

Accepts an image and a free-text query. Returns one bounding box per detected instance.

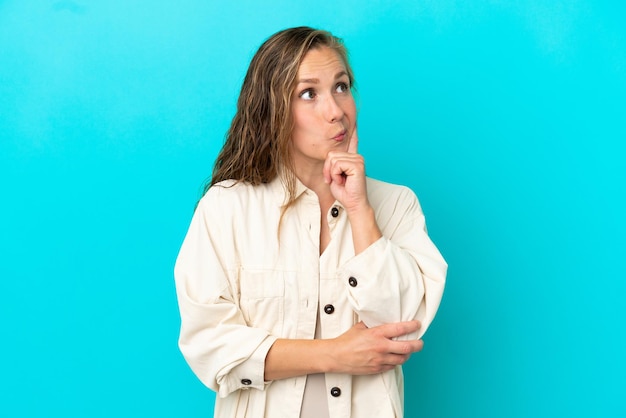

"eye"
[335,81,350,93]
[299,88,316,100]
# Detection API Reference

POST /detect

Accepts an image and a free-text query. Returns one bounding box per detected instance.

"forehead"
[297,47,347,77]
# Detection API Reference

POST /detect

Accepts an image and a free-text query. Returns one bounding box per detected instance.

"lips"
[332,129,347,141]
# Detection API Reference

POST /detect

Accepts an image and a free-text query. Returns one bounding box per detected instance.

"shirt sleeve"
[339,185,447,340]
[174,193,277,398]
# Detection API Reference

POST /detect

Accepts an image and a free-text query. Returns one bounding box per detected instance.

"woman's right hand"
[264,320,423,381]
[328,321,424,375]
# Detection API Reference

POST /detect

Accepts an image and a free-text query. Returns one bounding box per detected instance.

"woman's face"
[290,47,357,170]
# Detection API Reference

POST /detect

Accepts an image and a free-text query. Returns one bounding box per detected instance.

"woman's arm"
[324,129,382,255]
[324,132,447,340]
[264,321,423,381]
[175,192,279,397]
[341,184,447,340]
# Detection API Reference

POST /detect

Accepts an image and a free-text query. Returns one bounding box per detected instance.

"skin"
[264,47,423,381]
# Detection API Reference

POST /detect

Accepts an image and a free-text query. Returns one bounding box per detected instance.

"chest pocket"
[238,269,285,336]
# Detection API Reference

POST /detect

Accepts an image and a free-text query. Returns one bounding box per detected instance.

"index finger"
[377,320,421,339]
[347,126,358,154]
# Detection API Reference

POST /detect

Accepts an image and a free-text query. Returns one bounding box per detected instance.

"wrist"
[347,205,382,254]
[345,202,374,224]
[318,338,340,374]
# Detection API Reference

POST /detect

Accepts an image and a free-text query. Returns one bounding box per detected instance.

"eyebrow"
[296,71,348,85]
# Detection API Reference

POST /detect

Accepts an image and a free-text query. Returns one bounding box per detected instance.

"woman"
[175,27,447,418]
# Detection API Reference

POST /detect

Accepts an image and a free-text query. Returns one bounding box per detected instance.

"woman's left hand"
[323,128,370,215]
[324,128,382,253]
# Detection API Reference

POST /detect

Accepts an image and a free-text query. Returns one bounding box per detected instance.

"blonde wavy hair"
[205,26,355,210]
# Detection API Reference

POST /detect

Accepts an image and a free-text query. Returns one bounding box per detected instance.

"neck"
[293,161,333,203]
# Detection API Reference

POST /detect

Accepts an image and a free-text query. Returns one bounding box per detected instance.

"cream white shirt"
[174,176,447,418]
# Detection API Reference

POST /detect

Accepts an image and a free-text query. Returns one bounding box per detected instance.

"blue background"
[1,1,624,417]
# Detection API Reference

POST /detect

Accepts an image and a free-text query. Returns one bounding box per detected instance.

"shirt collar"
[269,167,345,211]
[268,169,308,203]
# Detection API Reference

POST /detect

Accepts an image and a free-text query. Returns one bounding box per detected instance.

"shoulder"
[366,177,422,212]
[365,177,427,235]
[197,179,282,214]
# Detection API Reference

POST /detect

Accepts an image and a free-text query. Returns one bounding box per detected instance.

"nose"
[324,95,344,123]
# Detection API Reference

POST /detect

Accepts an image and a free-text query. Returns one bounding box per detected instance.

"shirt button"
[241,379,252,386]
[348,277,358,287]
[330,207,339,217]
[323,304,335,314]
[330,386,341,397]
